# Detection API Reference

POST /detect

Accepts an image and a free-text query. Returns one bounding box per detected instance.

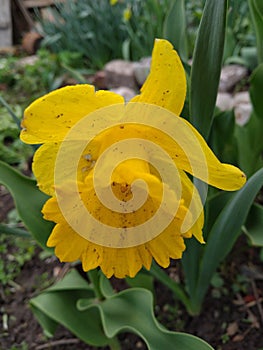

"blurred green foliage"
[37,0,127,69]
[36,0,257,69]
[0,105,32,168]
[0,49,90,107]
[0,233,35,287]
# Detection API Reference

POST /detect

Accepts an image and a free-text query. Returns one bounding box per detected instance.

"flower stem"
[150,262,192,313]
[87,269,104,300]
[108,336,121,350]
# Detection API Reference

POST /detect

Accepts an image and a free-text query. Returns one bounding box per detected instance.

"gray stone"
[233,92,252,126]
[234,103,252,126]
[104,59,137,89]
[216,92,234,111]
[233,91,250,105]
[133,57,151,86]
[110,86,137,102]
[16,55,39,67]
[219,65,248,92]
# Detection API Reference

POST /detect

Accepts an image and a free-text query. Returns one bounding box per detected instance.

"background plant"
[37,0,127,69]
[36,0,257,68]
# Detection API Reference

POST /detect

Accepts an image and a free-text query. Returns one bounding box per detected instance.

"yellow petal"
[131,39,186,116]
[100,247,143,278]
[33,138,100,196]
[20,85,124,144]
[132,119,246,191]
[148,227,186,268]
[47,222,86,262]
[42,197,64,223]
[179,170,205,243]
[81,243,103,271]
[32,142,60,196]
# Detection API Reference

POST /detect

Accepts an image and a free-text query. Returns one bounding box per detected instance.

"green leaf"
[0,161,53,249]
[244,203,263,246]
[248,0,263,63]
[191,167,263,313]
[163,0,188,62]
[78,288,214,350]
[47,269,93,292]
[190,0,228,139]
[30,270,109,346]
[32,270,213,349]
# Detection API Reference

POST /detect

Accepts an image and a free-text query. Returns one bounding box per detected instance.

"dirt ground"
[0,192,263,350]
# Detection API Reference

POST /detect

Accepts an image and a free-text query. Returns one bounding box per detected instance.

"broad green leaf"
[163,0,188,62]
[0,161,53,249]
[30,305,58,338]
[32,270,213,349]
[47,269,93,292]
[78,288,214,350]
[192,167,263,313]
[248,0,263,63]
[244,203,263,246]
[31,291,108,346]
[30,270,109,346]
[190,0,227,139]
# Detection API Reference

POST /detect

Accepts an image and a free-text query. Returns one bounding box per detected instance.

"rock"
[233,91,250,105]
[133,57,151,86]
[104,59,137,89]
[22,32,43,55]
[219,65,248,92]
[233,91,252,126]
[234,104,252,126]
[216,92,234,111]
[16,55,39,67]
[92,70,107,89]
[110,86,137,102]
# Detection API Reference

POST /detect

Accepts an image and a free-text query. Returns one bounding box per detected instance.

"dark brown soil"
[0,189,263,350]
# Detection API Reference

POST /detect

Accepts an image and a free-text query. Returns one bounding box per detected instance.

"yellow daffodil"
[123,7,132,21]
[20,39,246,278]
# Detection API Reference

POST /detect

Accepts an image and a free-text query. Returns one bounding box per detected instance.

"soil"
[0,192,263,350]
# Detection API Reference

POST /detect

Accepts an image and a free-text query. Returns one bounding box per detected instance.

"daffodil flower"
[20,39,246,278]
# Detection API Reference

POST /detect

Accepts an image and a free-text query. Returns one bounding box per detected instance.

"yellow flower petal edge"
[131,39,186,116]
[20,85,124,144]
[44,194,187,278]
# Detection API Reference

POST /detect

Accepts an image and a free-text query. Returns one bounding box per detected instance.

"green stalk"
[108,336,121,350]
[0,94,21,128]
[87,269,104,300]
[150,262,192,313]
